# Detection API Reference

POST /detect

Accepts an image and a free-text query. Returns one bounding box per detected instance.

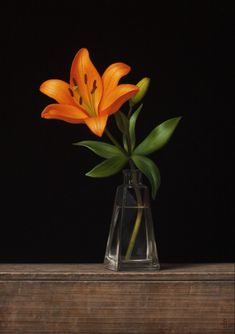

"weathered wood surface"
[0,263,233,281]
[0,263,234,334]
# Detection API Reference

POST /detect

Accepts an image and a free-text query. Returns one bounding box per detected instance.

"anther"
[73,78,78,86]
[68,88,74,97]
[84,74,88,84]
[91,80,97,94]
[79,97,83,105]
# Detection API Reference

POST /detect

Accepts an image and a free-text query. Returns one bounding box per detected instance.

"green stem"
[125,160,144,260]
[105,129,128,156]
[125,131,132,156]
[105,125,143,261]
[127,103,133,119]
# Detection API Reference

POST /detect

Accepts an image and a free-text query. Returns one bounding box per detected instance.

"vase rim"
[122,169,142,184]
[122,168,140,173]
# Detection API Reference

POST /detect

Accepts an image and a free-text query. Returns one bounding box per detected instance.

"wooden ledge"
[0,263,234,333]
[0,263,234,281]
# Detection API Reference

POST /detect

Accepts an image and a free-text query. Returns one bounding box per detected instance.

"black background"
[1,0,234,263]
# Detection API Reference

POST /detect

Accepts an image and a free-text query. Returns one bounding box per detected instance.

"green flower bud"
[130,77,150,105]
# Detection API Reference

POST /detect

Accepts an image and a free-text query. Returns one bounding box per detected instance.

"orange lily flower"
[40,48,139,137]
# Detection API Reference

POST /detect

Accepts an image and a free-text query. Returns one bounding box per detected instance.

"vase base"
[104,257,160,272]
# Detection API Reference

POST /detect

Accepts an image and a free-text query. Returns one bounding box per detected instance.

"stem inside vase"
[125,162,144,260]
[104,127,145,262]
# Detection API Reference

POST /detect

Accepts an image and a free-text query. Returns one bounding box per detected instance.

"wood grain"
[0,263,233,281]
[0,263,234,334]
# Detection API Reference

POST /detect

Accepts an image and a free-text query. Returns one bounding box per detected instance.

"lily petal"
[40,80,75,105]
[70,48,103,116]
[84,115,108,137]
[99,84,139,116]
[102,63,130,97]
[41,104,88,124]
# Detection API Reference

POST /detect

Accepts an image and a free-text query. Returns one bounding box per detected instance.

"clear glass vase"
[104,169,160,271]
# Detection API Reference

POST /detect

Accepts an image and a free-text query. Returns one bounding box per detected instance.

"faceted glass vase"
[104,169,160,271]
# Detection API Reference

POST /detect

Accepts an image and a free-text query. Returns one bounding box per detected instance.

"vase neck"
[123,169,142,185]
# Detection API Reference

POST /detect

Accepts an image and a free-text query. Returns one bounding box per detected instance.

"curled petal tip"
[39,79,75,105]
[39,82,45,94]
[40,104,87,123]
[84,115,108,137]
[41,109,48,118]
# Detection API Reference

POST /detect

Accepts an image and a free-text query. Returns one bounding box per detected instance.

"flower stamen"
[72,78,78,86]
[91,80,97,94]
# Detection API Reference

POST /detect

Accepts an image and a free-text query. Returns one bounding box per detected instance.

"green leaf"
[86,155,128,178]
[123,104,143,151]
[114,111,129,135]
[123,135,128,152]
[73,140,122,159]
[132,155,160,200]
[129,104,143,149]
[134,117,182,156]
